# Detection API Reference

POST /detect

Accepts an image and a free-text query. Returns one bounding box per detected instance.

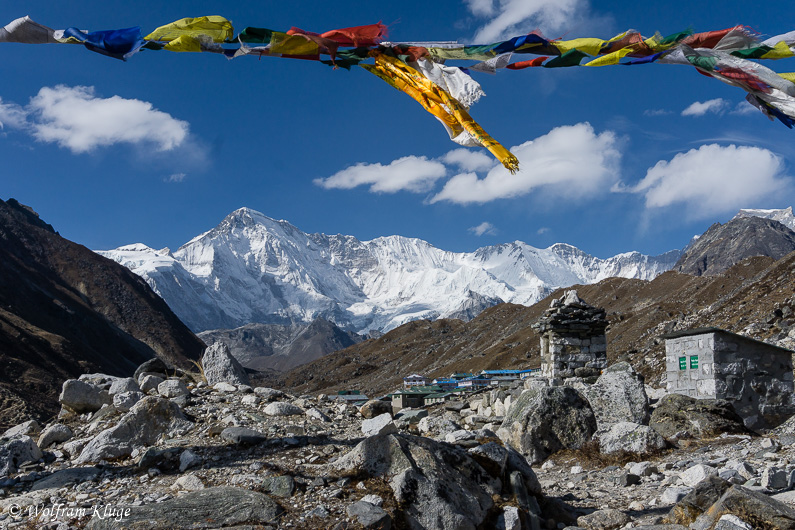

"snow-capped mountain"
[98,208,681,334]
[734,207,795,231]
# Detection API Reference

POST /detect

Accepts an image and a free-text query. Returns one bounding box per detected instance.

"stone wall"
[533,290,608,382]
[665,330,795,430]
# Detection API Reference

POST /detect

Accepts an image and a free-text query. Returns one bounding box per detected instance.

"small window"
[690,355,699,369]
[679,356,687,370]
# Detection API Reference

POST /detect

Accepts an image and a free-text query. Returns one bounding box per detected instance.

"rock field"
[1,352,795,529]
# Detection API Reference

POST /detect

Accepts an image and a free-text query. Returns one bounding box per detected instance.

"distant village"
[331,289,795,432]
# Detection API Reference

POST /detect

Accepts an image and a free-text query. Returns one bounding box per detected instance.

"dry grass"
[553,440,670,470]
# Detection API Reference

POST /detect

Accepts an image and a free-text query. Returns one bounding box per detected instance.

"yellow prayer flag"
[269,32,319,56]
[583,47,633,66]
[779,72,795,85]
[554,38,605,56]
[762,40,795,60]
[145,16,233,43]
[163,35,203,52]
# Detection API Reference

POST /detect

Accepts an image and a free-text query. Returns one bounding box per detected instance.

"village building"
[329,391,369,405]
[457,375,492,389]
[391,385,442,409]
[532,290,608,382]
[664,327,795,430]
[431,378,459,390]
[403,374,427,388]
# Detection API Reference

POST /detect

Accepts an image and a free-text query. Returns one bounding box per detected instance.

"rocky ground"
[1,345,795,529]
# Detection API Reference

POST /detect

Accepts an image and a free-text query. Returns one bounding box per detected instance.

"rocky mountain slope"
[0,199,205,430]
[283,249,795,397]
[198,318,364,372]
[674,216,795,276]
[99,207,681,334]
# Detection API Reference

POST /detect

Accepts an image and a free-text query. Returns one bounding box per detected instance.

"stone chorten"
[532,290,608,381]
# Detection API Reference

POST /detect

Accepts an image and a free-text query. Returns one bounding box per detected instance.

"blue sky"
[2,1,794,258]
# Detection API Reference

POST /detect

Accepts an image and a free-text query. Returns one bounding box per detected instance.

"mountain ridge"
[99,207,681,334]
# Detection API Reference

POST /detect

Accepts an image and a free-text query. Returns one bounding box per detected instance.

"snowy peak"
[734,207,795,231]
[99,207,682,334]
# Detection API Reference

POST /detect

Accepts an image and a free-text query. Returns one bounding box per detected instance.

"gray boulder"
[59,379,112,414]
[498,386,597,464]
[1,420,41,439]
[85,487,282,529]
[580,361,650,429]
[0,435,42,476]
[650,394,747,440]
[360,399,392,419]
[133,357,171,382]
[201,342,250,386]
[664,475,732,527]
[157,379,189,399]
[261,475,295,498]
[37,424,73,449]
[577,508,631,529]
[689,485,795,529]
[112,391,145,413]
[31,466,101,491]
[334,434,498,530]
[253,387,284,401]
[597,422,666,454]
[76,396,192,464]
[362,414,398,437]
[139,375,165,394]
[347,500,392,529]
[221,427,267,446]
[263,402,303,416]
[108,377,140,396]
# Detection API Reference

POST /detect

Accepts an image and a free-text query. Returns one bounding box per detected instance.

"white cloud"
[430,122,620,204]
[643,108,671,117]
[469,222,497,236]
[23,85,189,154]
[681,98,728,117]
[631,144,790,219]
[467,0,592,42]
[0,98,27,129]
[314,156,447,193]
[537,227,550,235]
[730,101,758,116]
[166,172,186,183]
[442,148,496,172]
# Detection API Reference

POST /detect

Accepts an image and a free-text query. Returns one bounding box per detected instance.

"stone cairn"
[532,290,608,383]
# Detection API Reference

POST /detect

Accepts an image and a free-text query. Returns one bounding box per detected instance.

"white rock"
[445,430,475,444]
[241,395,259,406]
[113,391,145,413]
[37,424,73,449]
[498,506,521,530]
[140,375,165,394]
[213,382,237,393]
[660,486,692,505]
[158,379,189,399]
[362,413,397,437]
[109,378,140,395]
[201,342,250,386]
[360,494,383,507]
[715,514,753,529]
[305,408,331,422]
[680,464,717,487]
[0,435,43,476]
[1,420,41,439]
[171,474,205,491]
[570,466,584,474]
[264,402,303,416]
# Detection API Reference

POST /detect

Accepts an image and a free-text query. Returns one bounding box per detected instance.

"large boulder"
[76,396,193,464]
[85,487,283,529]
[597,422,667,455]
[37,424,73,449]
[664,475,732,526]
[687,485,795,529]
[360,399,392,419]
[497,386,597,464]
[59,379,112,414]
[201,342,249,386]
[650,394,747,440]
[580,361,650,429]
[333,434,499,530]
[0,435,42,477]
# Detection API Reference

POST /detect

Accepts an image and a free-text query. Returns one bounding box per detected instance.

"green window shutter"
[690,355,699,369]
[679,357,686,370]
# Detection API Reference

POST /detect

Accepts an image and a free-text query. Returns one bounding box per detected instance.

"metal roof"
[661,327,794,354]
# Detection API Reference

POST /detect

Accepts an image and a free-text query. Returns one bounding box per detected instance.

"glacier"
[98,207,681,334]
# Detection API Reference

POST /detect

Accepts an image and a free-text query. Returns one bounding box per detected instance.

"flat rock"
[221,427,267,446]
[650,394,747,440]
[577,508,631,529]
[1,420,41,439]
[85,486,282,529]
[31,466,101,491]
[261,475,295,498]
[598,422,667,454]
[347,500,391,529]
[263,402,303,416]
